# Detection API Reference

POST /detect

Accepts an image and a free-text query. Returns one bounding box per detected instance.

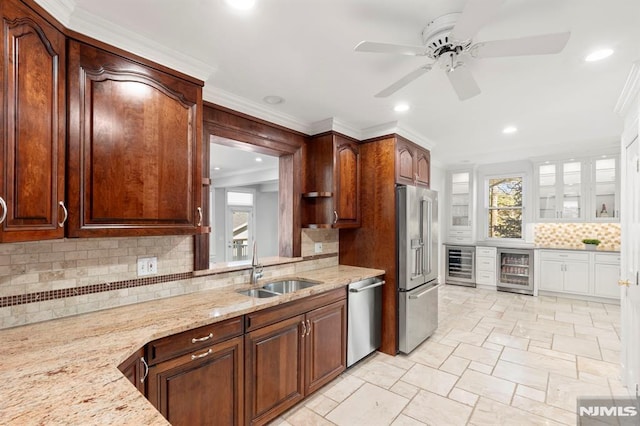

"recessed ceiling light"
[213,167,220,171]
[263,95,284,105]
[255,157,263,162]
[394,103,410,113]
[502,126,517,134]
[585,48,613,62]
[225,0,256,10]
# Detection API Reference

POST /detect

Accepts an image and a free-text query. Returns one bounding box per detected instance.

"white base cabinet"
[537,250,619,300]
[475,246,497,287]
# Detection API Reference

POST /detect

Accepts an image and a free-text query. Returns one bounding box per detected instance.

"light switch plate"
[137,257,157,276]
[314,243,323,254]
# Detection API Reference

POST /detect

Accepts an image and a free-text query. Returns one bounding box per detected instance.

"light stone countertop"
[0,264,384,425]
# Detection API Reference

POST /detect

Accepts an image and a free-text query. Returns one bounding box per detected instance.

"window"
[488,176,523,239]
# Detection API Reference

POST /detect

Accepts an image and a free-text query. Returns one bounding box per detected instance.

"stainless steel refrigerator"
[397,185,439,354]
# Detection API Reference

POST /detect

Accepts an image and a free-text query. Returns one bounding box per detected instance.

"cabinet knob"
[0,196,6,224]
[618,279,630,287]
[58,201,68,228]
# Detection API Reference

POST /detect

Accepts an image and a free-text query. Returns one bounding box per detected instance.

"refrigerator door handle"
[409,284,439,299]
[422,199,432,276]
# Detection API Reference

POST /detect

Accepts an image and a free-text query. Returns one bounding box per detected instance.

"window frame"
[484,173,526,241]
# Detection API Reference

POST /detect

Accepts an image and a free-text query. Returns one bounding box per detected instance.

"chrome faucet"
[250,241,263,284]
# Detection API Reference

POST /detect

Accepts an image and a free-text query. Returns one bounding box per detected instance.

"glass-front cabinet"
[451,172,471,227]
[591,156,619,222]
[534,155,619,223]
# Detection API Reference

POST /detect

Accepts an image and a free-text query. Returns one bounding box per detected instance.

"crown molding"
[615,61,640,117]
[33,0,75,26]
[307,118,361,140]
[66,8,215,81]
[360,121,435,149]
[203,86,311,134]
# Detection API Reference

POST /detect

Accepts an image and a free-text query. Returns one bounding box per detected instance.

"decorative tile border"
[0,272,192,308]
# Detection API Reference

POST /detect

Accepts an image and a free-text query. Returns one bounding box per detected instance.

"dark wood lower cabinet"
[147,336,244,426]
[245,298,347,425]
[244,315,305,425]
[118,348,146,394]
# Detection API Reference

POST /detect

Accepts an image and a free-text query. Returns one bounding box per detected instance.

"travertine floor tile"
[401,363,458,396]
[515,384,546,402]
[284,407,334,426]
[455,369,515,404]
[322,374,365,402]
[402,390,472,425]
[577,356,621,380]
[390,414,426,426]
[448,387,479,407]
[552,335,602,359]
[304,393,339,417]
[326,383,408,426]
[510,395,576,425]
[351,359,407,389]
[453,342,501,366]
[389,380,419,399]
[406,341,454,368]
[547,373,611,412]
[500,347,577,378]
[492,360,548,390]
[438,355,470,376]
[487,331,529,350]
[470,397,566,426]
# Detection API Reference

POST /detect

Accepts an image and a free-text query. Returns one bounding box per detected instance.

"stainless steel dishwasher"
[347,277,385,367]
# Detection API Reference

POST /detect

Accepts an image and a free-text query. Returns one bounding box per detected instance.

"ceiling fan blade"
[354,41,427,56]
[447,65,481,101]
[471,32,571,58]
[375,65,432,98]
[450,0,506,41]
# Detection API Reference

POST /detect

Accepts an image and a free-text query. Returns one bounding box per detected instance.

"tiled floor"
[273,285,628,425]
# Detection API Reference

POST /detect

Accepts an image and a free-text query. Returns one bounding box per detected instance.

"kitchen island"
[0,264,383,425]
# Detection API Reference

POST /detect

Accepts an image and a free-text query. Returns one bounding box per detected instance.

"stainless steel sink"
[236,288,279,298]
[261,280,318,294]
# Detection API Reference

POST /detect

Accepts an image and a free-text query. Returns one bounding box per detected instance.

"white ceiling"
[209,140,279,188]
[40,0,640,166]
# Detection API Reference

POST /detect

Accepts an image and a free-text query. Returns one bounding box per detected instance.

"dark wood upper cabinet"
[0,0,66,242]
[394,136,430,188]
[66,39,203,237]
[302,132,360,228]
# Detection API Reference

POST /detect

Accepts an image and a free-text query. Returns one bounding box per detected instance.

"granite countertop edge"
[0,264,384,425]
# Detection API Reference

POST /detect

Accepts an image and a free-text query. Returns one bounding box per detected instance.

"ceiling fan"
[354,0,570,101]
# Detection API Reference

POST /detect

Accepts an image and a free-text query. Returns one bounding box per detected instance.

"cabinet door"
[563,261,590,294]
[0,0,65,242]
[118,348,146,394]
[539,259,564,291]
[594,263,620,299]
[245,314,305,426]
[67,40,202,237]
[415,149,430,188]
[333,137,360,227]
[147,336,244,426]
[395,140,415,185]
[305,300,346,395]
[591,156,619,222]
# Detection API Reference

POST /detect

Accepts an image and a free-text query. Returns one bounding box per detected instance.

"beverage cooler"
[497,248,534,295]
[445,245,475,287]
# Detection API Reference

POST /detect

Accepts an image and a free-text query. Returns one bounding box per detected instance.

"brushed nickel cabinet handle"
[333,210,338,224]
[196,207,203,227]
[140,357,149,383]
[301,320,307,337]
[0,197,6,224]
[191,333,213,344]
[58,201,68,227]
[191,348,213,360]
[306,320,311,337]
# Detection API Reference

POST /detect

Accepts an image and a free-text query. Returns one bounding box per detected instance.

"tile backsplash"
[534,223,620,250]
[0,230,340,329]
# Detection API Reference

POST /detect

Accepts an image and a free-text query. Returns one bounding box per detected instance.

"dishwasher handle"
[408,284,438,299]
[349,280,385,293]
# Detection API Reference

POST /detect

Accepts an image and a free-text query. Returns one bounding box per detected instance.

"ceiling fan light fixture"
[394,103,410,112]
[225,0,256,11]
[263,95,284,105]
[585,48,613,62]
[502,126,517,134]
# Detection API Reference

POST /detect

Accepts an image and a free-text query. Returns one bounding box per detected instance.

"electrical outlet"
[137,257,157,276]
[314,242,323,254]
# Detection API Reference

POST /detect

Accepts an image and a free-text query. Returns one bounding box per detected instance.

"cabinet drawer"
[448,236,472,243]
[476,247,496,258]
[246,288,346,332]
[476,257,496,272]
[476,271,495,285]
[539,250,589,262]
[449,230,472,237]
[595,253,620,264]
[147,316,244,365]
